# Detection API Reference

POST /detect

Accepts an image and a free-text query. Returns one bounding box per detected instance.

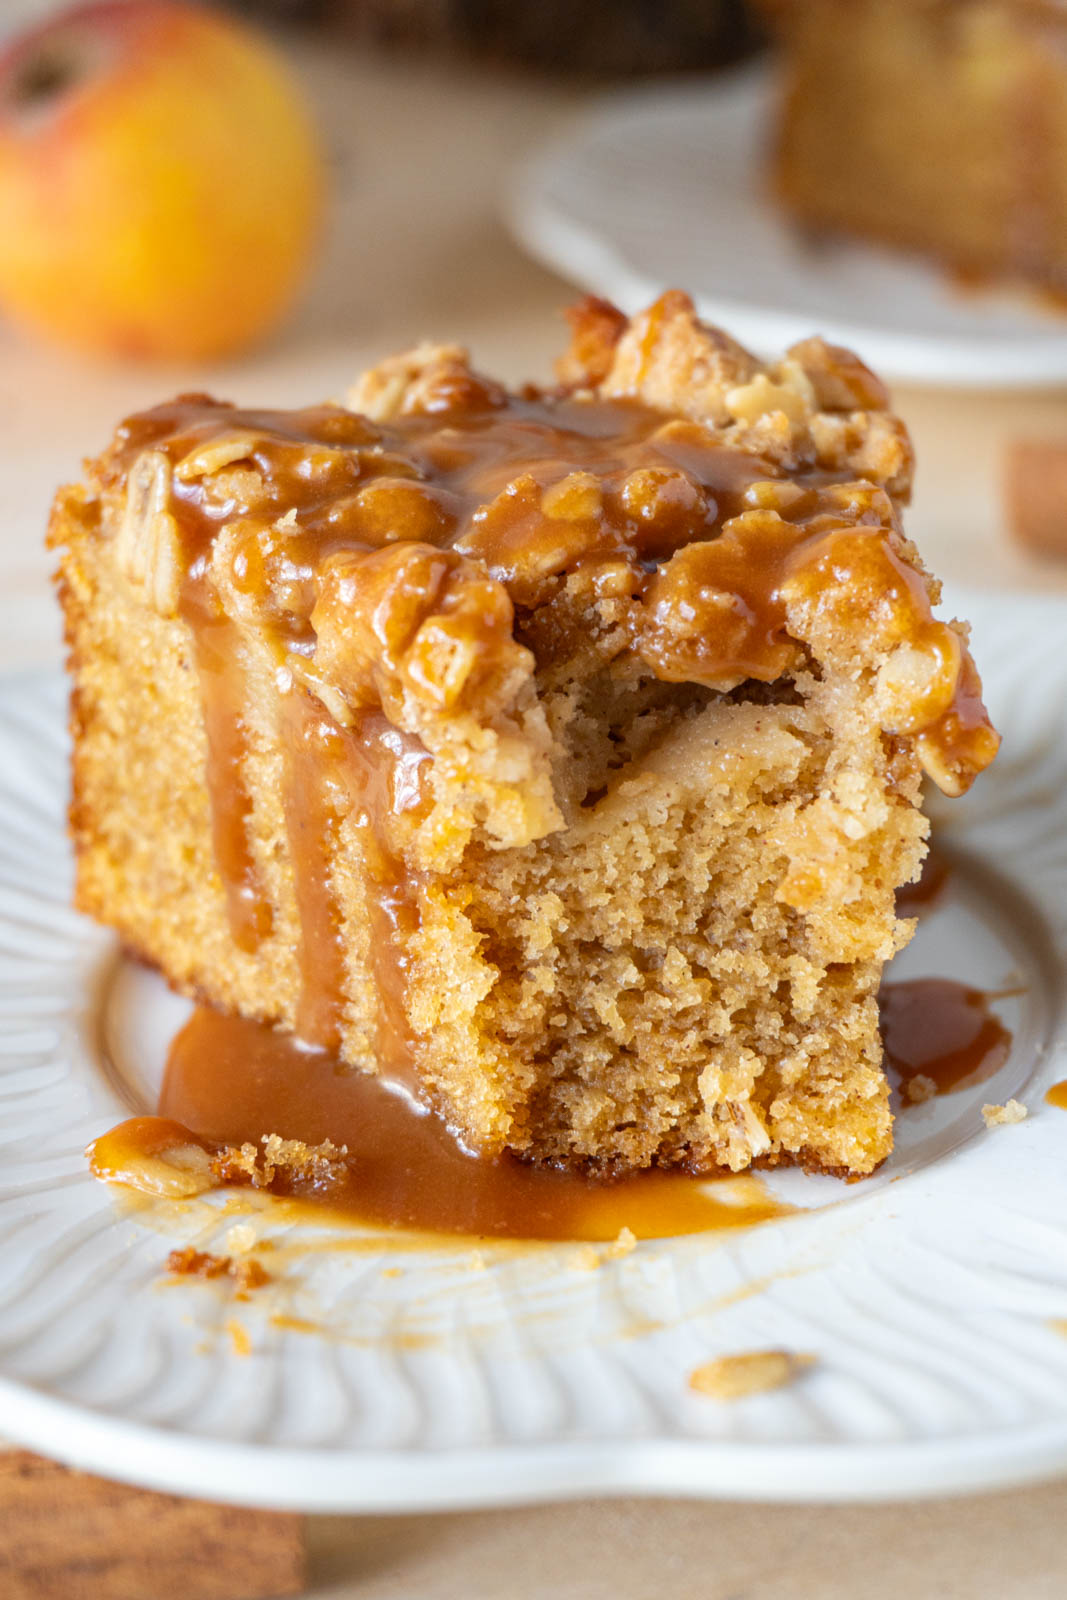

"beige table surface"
[3,35,1067,1599]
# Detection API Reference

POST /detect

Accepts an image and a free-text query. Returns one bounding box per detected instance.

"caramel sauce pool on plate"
[91,1005,788,1243]
[880,978,1013,1098]
[888,854,1016,1102]
[91,978,1017,1240]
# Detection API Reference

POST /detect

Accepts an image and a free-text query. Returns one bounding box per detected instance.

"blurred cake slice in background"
[763,0,1067,296]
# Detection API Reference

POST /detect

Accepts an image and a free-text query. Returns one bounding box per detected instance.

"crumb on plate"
[981,1099,1028,1127]
[689,1349,816,1401]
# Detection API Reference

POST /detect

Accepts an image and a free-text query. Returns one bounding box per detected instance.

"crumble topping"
[87,288,997,879]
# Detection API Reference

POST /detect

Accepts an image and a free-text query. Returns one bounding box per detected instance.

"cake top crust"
[87,290,998,798]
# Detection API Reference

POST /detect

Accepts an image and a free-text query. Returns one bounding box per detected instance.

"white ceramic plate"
[2,590,1067,1511]
[508,71,1067,388]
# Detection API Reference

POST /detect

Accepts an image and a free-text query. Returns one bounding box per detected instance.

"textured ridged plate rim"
[8,1388,1067,1510]
[2,589,1067,1510]
[506,69,1067,388]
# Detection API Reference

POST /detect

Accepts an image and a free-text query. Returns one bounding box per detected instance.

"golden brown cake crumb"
[225,1319,252,1357]
[55,292,998,1182]
[166,1246,232,1280]
[689,1349,815,1400]
[224,1223,258,1255]
[166,1246,272,1293]
[211,1135,348,1191]
[981,1099,1028,1128]
[605,1226,637,1259]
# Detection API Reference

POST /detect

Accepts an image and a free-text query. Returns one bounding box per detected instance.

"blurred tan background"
[304,1486,1067,1598]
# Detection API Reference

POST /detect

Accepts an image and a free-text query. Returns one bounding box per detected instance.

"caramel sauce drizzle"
[178,588,271,952]
[879,978,1013,1100]
[278,688,349,1051]
[87,977,1016,1242]
[109,389,998,792]
[89,1004,791,1242]
[281,690,426,1079]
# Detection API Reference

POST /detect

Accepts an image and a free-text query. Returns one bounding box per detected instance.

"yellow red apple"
[0,0,325,362]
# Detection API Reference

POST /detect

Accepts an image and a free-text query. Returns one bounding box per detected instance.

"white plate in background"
[508,72,1067,387]
[1,590,1067,1510]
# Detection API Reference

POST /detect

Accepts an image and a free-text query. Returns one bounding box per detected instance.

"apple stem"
[11,45,81,113]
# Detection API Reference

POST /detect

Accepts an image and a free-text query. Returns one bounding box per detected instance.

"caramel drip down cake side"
[50,291,999,1178]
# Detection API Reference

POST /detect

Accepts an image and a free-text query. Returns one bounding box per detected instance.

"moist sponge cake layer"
[51,292,999,1178]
